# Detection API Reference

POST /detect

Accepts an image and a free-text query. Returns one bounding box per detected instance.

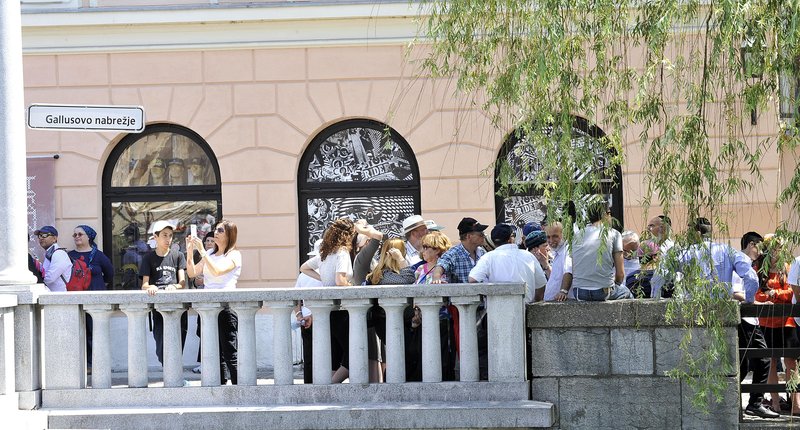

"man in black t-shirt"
[141,220,187,366]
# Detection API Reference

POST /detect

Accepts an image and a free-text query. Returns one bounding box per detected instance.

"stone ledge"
[42,381,531,408]
[45,400,555,430]
[527,299,740,328]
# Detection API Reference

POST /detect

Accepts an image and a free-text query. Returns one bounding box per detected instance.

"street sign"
[27,104,145,133]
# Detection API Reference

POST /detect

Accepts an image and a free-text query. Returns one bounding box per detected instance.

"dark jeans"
[739,320,769,406]
[300,310,350,383]
[86,314,93,366]
[301,325,313,384]
[218,307,238,385]
[151,311,189,365]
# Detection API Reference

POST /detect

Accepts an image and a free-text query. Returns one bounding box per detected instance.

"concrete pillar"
[0,295,18,398]
[14,301,42,409]
[154,304,188,388]
[305,300,333,385]
[486,294,526,382]
[381,298,409,384]
[342,299,371,385]
[0,0,36,287]
[265,301,293,386]
[416,297,443,383]
[42,304,84,389]
[119,303,150,388]
[193,303,222,387]
[230,301,261,386]
[83,304,115,389]
[451,296,481,382]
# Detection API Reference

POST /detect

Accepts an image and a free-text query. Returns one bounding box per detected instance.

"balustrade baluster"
[415,297,443,382]
[83,304,115,388]
[342,299,371,384]
[451,296,481,382]
[381,298,409,383]
[305,300,334,385]
[155,304,188,387]
[265,301,293,386]
[231,301,261,386]
[486,294,525,381]
[120,303,150,388]
[193,303,222,386]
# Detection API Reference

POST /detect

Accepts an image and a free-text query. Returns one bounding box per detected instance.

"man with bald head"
[647,215,673,253]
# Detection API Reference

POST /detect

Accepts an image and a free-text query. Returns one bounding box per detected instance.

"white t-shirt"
[570,224,623,290]
[306,248,353,286]
[468,244,546,304]
[788,256,800,325]
[203,250,242,289]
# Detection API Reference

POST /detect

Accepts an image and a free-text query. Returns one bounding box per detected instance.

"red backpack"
[59,248,95,291]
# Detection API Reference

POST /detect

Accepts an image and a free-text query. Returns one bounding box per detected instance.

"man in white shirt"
[647,215,674,254]
[35,225,71,291]
[469,224,546,303]
[537,223,572,301]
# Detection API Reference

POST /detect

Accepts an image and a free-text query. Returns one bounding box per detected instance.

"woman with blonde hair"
[367,238,417,285]
[415,231,453,284]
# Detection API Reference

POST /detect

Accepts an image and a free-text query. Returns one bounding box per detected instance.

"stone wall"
[527,300,740,430]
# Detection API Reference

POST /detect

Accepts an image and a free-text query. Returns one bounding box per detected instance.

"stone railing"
[0,294,18,409]
[34,283,528,409]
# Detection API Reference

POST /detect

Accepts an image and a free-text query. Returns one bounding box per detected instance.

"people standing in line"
[70,225,114,373]
[299,217,355,383]
[187,220,242,385]
[557,200,633,302]
[34,225,71,291]
[141,220,188,370]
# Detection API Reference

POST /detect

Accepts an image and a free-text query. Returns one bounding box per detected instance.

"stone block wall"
[527,300,740,429]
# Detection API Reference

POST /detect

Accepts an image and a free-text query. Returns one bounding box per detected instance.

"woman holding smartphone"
[186,220,242,385]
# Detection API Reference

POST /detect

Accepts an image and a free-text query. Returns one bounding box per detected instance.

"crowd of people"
[26,198,800,419]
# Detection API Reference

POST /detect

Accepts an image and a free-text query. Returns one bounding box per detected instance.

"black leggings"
[218,308,238,385]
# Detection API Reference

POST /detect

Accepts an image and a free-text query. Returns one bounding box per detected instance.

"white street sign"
[27,104,145,133]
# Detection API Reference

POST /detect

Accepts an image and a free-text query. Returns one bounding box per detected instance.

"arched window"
[495,117,623,228]
[102,123,222,290]
[297,119,421,259]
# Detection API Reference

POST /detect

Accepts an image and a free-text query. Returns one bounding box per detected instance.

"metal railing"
[739,303,800,393]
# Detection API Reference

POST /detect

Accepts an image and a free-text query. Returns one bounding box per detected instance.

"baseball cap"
[522,222,542,237]
[457,217,489,236]
[424,219,444,231]
[151,220,176,235]
[34,225,58,237]
[490,224,515,244]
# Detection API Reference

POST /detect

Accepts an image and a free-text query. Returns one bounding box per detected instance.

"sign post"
[27,104,145,133]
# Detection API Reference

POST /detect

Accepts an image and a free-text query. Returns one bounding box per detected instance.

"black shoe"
[745,403,780,419]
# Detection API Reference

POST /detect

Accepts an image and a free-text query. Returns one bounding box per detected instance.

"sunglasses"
[36,233,53,239]
[73,232,85,238]
[215,227,226,234]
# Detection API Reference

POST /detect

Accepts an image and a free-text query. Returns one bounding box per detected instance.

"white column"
[0,296,17,398]
[42,304,84,389]
[154,304,187,388]
[305,300,333,385]
[120,303,150,388]
[15,303,43,409]
[265,301,294,386]
[486,294,526,382]
[193,303,222,386]
[415,297,443,383]
[381,298,409,384]
[342,299,371,385]
[451,296,481,382]
[83,304,115,389]
[230,301,261,386]
[0,0,36,286]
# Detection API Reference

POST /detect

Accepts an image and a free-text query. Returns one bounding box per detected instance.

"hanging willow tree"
[414,0,800,410]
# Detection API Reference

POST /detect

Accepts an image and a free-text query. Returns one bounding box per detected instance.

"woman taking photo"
[300,217,355,383]
[186,220,242,385]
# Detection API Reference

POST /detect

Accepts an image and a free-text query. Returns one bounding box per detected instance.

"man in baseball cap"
[34,225,72,291]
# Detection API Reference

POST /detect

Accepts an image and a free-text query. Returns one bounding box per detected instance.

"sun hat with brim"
[34,225,58,237]
[151,220,177,235]
[402,215,426,236]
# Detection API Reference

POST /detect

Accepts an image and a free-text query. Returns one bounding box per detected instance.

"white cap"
[151,220,176,235]
[307,239,323,256]
[424,219,444,231]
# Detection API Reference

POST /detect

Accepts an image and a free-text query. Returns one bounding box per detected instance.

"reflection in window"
[110,132,216,187]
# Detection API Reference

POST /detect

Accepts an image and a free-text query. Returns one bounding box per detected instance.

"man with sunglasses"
[34,225,72,291]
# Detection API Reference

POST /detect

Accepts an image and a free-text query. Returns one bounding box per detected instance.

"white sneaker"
[192,366,201,374]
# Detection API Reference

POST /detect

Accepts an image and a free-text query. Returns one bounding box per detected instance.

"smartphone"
[190,224,197,238]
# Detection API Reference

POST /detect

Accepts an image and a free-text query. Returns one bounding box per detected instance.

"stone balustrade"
[33,283,527,409]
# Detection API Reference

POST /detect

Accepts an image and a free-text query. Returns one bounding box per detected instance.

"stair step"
[45,400,555,429]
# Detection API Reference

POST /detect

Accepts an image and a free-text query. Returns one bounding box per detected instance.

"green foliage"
[416,0,800,412]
